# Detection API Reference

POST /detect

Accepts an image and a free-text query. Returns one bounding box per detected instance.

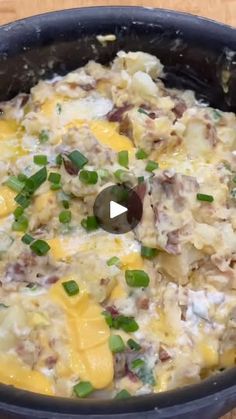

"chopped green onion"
[48,172,61,184]
[112,315,139,333]
[127,339,141,351]
[97,168,109,179]
[233,175,236,184]
[62,280,79,296]
[79,170,98,185]
[59,210,72,224]
[102,310,113,327]
[73,381,94,398]
[114,169,129,182]
[125,270,150,288]
[231,188,236,199]
[109,335,125,353]
[25,167,47,194]
[50,183,62,191]
[0,303,9,309]
[30,239,50,256]
[62,200,70,209]
[12,215,28,232]
[68,150,88,170]
[135,149,148,160]
[21,233,34,245]
[136,365,156,385]
[107,256,121,267]
[138,108,149,115]
[138,176,145,184]
[17,173,27,183]
[39,129,49,143]
[56,103,62,115]
[212,109,222,120]
[141,245,158,259]
[131,358,145,369]
[118,150,129,168]
[145,160,159,172]
[115,389,131,399]
[81,216,99,232]
[196,193,214,203]
[5,176,24,192]
[15,193,31,209]
[33,155,48,166]
[56,154,62,166]
[13,206,24,220]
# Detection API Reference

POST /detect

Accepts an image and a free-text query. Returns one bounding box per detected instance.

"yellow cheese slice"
[0,186,16,218]
[0,353,54,396]
[50,278,113,389]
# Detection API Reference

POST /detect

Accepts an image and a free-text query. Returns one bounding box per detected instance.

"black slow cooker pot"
[0,6,235,419]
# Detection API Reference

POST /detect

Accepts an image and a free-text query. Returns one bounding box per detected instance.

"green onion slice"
[73,381,94,398]
[145,160,159,172]
[39,129,49,143]
[141,245,158,259]
[68,150,88,170]
[135,149,148,160]
[15,193,31,209]
[113,315,139,333]
[125,270,150,288]
[55,154,62,166]
[118,150,129,168]
[25,167,47,194]
[33,155,48,166]
[81,216,99,232]
[114,389,131,399]
[109,335,125,353]
[5,176,25,192]
[59,210,72,224]
[138,176,145,184]
[21,234,34,245]
[131,358,145,370]
[13,206,24,220]
[107,256,121,267]
[127,338,141,351]
[196,193,214,203]
[30,239,50,256]
[48,172,61,184]
[79,170,98,185]
[12,216,28,232]
[62,280,79,296]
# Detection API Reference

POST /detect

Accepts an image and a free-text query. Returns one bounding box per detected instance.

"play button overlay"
[110,201,127,219]
[93,184,143,234]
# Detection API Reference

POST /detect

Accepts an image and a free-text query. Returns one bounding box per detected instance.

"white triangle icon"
[110,201,128,219]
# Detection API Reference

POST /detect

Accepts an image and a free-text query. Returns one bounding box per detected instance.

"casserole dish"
[0,6,235,418]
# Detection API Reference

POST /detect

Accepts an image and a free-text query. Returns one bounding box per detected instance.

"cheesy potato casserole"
[0,51,235,399]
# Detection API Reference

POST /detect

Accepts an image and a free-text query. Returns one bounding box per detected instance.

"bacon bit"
[81,83,95,92]
[45,355,58,369]
[172,101,187,118]
[126,369,139,383]
[107,104,131,122]
[114,352,126,379]
[100,278,110,286]
[206,123,218,147]
[180,304,187,321]
[137,297,149,310]
[45,275,59,285]
[159,346,172,362]
[63,156,79,175]
[105,305,120,316]
[166,230,181,255]
[21,252,37,268]
[134,182,147,201]
[148,112,156,119]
